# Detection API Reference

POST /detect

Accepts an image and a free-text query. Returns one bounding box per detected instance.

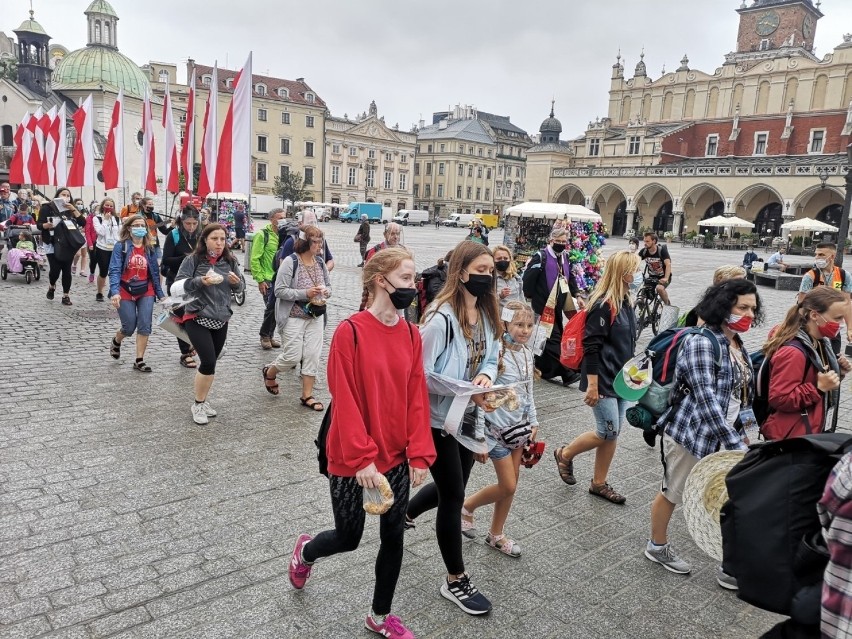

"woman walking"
[93,197,121,302]
[174,223,245,424]
[493,245,524,307]
[37,187,86,305]
[107,215,165,372]
[288,247,435,639]
[262,225,331,412]
[405,240,500,616]
[161,206,201,368]
[553,251,640,505]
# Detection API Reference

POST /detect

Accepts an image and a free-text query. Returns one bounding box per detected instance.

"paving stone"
[86,605,152,638]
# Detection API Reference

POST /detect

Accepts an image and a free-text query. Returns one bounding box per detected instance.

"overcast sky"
[9,1,852,138]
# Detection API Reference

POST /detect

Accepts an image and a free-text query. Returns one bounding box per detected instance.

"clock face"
[803,15,814,39]
[756,11,780,36]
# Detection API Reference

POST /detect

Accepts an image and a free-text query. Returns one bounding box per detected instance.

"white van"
[393,209,430,226]
[442,213,476,227]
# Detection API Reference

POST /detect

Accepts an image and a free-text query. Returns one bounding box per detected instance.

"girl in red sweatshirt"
[288,246,435,639]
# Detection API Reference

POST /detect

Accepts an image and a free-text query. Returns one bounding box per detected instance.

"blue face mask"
[503,331,516,344]
[131,227,148,239]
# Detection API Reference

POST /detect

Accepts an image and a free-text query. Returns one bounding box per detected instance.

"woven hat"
[682,450,746,561]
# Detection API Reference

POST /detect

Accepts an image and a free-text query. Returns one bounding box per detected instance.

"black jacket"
[36,201,85,245]
[521,249,579,316]
[161,228,198,279]
[580,298,636,396]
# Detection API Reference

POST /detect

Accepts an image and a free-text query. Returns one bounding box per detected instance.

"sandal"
[133,360,152,373]
[461,508,477,539]
[554,447,576,485]
[589,482,626,505]
[262,366,279,395]
[110,338,121,360]
[300,396,324,411]
[485,532,521,558]
[180,354,197,368]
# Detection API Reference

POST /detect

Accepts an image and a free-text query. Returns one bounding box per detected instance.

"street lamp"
[817,143,852,268]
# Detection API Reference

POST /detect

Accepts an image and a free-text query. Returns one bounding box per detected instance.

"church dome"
[15,14,48,37]
[540,103,562,135]
[52,46,150,98]
[85,0,118,18]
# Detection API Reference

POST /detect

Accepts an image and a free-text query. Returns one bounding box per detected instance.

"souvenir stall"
[205,192,253,236]
[504,202,606,291]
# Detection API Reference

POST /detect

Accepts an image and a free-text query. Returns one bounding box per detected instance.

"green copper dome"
[52,46,150,99]
[85,0,118,18]
[15,16,49,37]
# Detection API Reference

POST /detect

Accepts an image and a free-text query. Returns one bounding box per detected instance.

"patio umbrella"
[698,215,755,229]
[780,218,838,233]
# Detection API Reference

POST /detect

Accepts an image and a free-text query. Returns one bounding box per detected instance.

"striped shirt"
[819,452,852,638]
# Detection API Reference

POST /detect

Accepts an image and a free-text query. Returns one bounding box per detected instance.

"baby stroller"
[1,226,43,284]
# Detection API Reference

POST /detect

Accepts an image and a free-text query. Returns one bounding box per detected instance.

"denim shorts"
[592,396,630,441]
[487,439,513,461]
[118,295,156,336]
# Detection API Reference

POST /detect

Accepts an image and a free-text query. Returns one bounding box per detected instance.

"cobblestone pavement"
[2,222,850,638]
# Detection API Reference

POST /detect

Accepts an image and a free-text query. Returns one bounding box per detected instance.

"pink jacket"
[84,215,98,247]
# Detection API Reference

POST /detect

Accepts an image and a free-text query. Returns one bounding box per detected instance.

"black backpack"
[720,433,852,618]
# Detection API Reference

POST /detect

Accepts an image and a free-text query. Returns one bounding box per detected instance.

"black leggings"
[183,320,228,375]
[94,247,112,278]
[46,254,73,294]
[406,429,475,575]
[88,248,97,275]
[303,463,409,615]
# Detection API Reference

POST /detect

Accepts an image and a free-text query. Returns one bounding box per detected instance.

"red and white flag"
[181,69,196,194]
[53,104,68,186]
[37,108,52,185]
[26,109,44,185]
[67,94,94,187]
[102,89,124,191]
[197,64,218,198]
[215,53,252,194]
[141,92,157,194]
[42,106,58,186]
[162,83,180,193]
[9,114,28,184]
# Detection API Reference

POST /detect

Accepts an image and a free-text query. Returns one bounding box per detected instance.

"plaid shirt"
[819,452,852,638]
[661,326,747,458]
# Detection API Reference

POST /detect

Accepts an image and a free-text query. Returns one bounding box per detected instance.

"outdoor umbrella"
[780,217,838,233]
[698,215,755,229]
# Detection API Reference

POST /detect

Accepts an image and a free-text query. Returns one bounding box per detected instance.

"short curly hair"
[693,278,764,329]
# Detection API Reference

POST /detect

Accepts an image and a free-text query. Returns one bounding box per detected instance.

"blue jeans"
[118,295,155,336]
[592,396,630,441]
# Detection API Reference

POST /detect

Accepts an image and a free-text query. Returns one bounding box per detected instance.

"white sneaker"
[191,402,209,425]
[201,401,217,417]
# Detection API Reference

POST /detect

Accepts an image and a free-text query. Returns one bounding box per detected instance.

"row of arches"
[555,182,845,239]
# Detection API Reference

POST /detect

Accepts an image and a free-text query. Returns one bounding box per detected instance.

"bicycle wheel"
[650,298,664,335]
[233,290,246,306]
[635,297,648,338]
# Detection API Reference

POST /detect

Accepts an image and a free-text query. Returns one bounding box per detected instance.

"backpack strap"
[437,312,455,360]
[171,227,180,245]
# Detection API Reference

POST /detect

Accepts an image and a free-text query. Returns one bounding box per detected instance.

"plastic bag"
[363,474,394,516]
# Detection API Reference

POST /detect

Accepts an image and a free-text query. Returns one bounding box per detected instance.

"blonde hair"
[363,246,415,294]
[118,214,155,248]
[586,250,641,315]
[492,245,518,279]
[713,265,747,285]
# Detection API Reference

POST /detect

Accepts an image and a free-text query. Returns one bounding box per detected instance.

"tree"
[273,171,311,208]
[0,55,17,82]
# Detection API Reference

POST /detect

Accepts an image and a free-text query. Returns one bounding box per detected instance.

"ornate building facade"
[526,0,852,241]
[324,101,416,209]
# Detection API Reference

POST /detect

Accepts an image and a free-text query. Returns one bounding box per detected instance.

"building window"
[348,167,357,186]
[305,115,315,128]
[332,143,341,154]
[279,165,289,179]
[809,129,825,154]
[438,162,445,176]
[588,138,600,156]
[278,87,289,99]
[754,132,768,156]
[280,138,290,155]
[414,163,420,176]
[225,79,234,89]
[478,148,483,157]
[256,162,268,182]
[349,146,357,157]
[425,162,432,175]
[400,154,407,163]
[399,173,407,191]
[458,164,464,177]
[255,84,267,96]
[487,150,492,158]
[257,108,268,122]
[459,144,465,154]
[413,184,419,197]
[305,92,315,103]
[706,135,719,157]
[304,167,314,185]
[366,169,375,188]
[628,136,641,155]
[257,135,268,153]
[456,185,462,199]
[331,165,340,184]
[424,184,431,198]
[158,69,169,83]
[498,165,503,176]
[367,149,375,160]
[467,165,473,177]
[485,188,490,200]
[486,168,492,179]
[201,75,212,88]
[437,184,444,198]
[282,112,291,125]
[476,187,481,199]
[516,167,521,178]
[384,171,393,190]
[759,39,770,51]
[385,152,393,162]
[466,186,472,199]
[305,141,315,157]
[477,166,483,178]
[426,144,433,153]
[440,143,445,152]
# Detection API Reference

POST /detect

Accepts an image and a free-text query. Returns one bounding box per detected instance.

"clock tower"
[735,0,822,54]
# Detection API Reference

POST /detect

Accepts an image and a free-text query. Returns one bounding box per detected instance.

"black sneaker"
[440,573,492,615]
[95,293,104,302]
[46,287,55,300]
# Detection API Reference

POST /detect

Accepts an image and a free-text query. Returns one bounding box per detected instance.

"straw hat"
[682,449,746,561]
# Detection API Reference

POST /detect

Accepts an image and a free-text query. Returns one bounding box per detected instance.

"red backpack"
[559,303,615,370]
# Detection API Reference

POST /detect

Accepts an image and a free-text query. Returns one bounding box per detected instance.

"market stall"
[205,192,254,237]
[504,202,606,290]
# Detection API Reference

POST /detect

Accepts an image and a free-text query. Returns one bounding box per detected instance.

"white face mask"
[815,259,829,269]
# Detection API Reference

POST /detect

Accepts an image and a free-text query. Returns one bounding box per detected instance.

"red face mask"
[817,315,841,339]
[102,206,114,213]
[727,314,753,333]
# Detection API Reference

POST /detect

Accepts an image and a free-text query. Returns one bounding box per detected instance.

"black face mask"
[462,273,493,298]
[385,281,417,309]
[495,260,511,272]
[145,207,154,213]
[552,243,566,254]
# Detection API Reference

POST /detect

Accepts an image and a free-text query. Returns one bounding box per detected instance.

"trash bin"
[244,232,255,273]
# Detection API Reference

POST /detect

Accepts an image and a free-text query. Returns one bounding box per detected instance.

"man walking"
[356,214,370,267]
[250,208,285,350]
[120,192,142,219]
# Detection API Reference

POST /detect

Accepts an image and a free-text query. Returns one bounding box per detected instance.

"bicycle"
[634,276,664,338]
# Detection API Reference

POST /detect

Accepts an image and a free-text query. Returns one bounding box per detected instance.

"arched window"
[641,94,651,121]
[731,84,744,115]
[94,21,101,43]
[255,83,267,96]
[683,89,695,119]
[812,74,829,110]
[844,72,852,110]
[620,96,632,123]
[201,75,212,88]
[662,92,673,120]
[707,86,720,118]
[225,78,234,89]
[784,77,799,108]
[158,70,169,83]
[278,87,289,99]
[757,80,771,114]
[305,92,315,103]
[104,21,111,45]
[1,124,13,146]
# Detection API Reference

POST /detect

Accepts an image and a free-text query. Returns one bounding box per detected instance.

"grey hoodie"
[175,253,245,322]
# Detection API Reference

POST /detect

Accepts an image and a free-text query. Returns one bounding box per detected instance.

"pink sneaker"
[365,613,415,638]
[88,274,94,283]
[288,534,313,589]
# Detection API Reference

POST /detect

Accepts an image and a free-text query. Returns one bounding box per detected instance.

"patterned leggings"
[302,462,409,615]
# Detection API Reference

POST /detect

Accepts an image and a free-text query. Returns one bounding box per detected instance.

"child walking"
[461,301,538,558]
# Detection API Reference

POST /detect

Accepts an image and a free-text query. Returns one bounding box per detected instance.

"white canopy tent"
[506,202,601,222]
[780,218,839,233]
[698,215,755,229]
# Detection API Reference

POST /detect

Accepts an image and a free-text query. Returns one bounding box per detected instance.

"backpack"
[809,266,851,291]
[720,433,852,618]
[639,326,722,418]
[315,318,414,477]
[171,227,180,246]
[559,302,616,370]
